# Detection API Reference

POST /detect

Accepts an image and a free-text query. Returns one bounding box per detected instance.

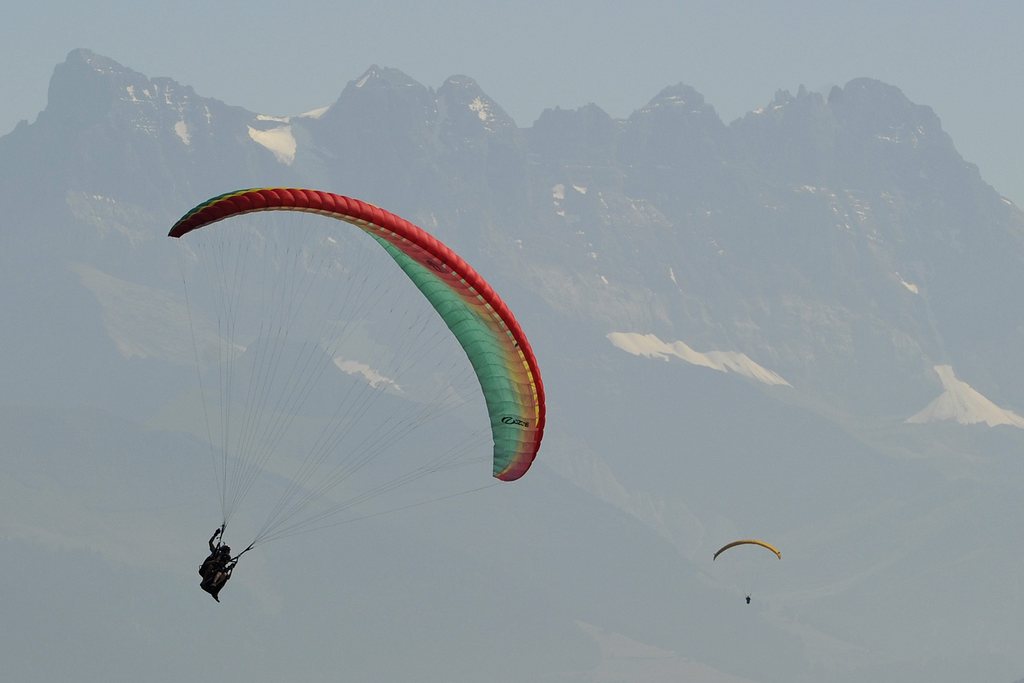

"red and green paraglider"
[170,188,545,557]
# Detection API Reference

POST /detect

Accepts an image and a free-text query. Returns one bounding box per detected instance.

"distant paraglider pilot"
[745,595,751,605]
[199,526,239,602]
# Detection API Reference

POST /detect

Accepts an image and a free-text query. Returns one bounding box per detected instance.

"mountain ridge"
[4,48,1024,682]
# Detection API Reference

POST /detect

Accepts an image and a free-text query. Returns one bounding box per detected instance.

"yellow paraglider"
[713,539,781,604]
[713,539,781,561]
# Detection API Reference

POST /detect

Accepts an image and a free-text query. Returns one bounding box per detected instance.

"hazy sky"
[5,1,1023,202]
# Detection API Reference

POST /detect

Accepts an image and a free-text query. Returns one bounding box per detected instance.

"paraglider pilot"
[745,595,751,604]
[198,526,239,602]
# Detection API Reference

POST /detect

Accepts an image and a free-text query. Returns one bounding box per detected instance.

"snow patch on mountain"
[174,120,190,145]
[248,124,296,165]
[333,358,402,393]
[468,96,493,124]
[895,272,919,294]
[355,70,374,87]
[300,106,329,119]
[906,365,1024,428]
[608,332,791,386]
[125,84,145,103]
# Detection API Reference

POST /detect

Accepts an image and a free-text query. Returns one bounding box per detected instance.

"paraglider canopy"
[169,187,546,548]
[712,539,781,561]
[170,187,546,482]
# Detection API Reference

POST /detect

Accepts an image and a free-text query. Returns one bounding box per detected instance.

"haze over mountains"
[3,48,1024,683]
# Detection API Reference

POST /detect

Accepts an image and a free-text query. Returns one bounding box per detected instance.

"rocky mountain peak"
[639,82,714,115]
[828,77,946,145]
[350,64,423,90]
[436,74,516,135]
[42,49,139,127]
[528,103,618,164]
[40,48,240,139]
[318,64,435,139]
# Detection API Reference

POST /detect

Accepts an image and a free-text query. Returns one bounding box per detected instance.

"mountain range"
[3,48,1024,683]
